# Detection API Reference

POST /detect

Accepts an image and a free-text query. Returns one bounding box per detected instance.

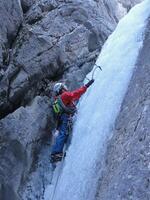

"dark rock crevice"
[21,0,36,13]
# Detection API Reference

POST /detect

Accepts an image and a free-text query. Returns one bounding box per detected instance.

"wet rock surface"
[96,17,150,200]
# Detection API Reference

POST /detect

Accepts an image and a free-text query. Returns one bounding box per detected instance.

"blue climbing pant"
[51,113,69,154]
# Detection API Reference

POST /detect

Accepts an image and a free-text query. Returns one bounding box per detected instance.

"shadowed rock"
[0,96,54,199]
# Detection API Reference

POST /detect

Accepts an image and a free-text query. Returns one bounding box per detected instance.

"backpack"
[52,96,76,115]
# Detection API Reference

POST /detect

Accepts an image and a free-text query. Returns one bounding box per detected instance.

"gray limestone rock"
[0,96,54,200]
[0,0,23,118]
[0,0,118,116]
[116,0,143,18]
[118,0,143,11]
[21,0,36,13]
[96,17,150,200]
[0,0,23,68]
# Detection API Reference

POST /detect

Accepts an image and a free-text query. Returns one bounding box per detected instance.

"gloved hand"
[85,79,94,88]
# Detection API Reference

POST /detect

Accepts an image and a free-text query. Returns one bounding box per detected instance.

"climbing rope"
[51,149,66,200]
[51,120,73,200]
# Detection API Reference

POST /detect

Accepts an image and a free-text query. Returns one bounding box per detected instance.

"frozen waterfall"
[44,0,150,200]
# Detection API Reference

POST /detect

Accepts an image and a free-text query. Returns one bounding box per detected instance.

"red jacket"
[60,86,87,107]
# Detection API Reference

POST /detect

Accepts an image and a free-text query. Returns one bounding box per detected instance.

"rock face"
[118,0,143,11]
[116,0,143,18]
[0,96,53,200]
[21,0,36,12]
[0,0,23,69]
[0,0,23,118]
[0,0,119,119]
[96,18,150,200]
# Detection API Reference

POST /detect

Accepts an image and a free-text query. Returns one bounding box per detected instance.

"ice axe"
[85,64,102,81]
[94,64,102,71]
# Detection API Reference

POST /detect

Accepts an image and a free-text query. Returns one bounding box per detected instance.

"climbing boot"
[50,153,63,163]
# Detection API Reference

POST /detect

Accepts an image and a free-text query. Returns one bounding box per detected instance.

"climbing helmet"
[53,83,68,95]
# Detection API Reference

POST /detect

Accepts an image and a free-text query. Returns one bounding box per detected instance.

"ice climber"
[51,79,94,163]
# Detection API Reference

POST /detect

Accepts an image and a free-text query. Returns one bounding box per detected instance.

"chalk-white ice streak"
[45,1,150,200]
